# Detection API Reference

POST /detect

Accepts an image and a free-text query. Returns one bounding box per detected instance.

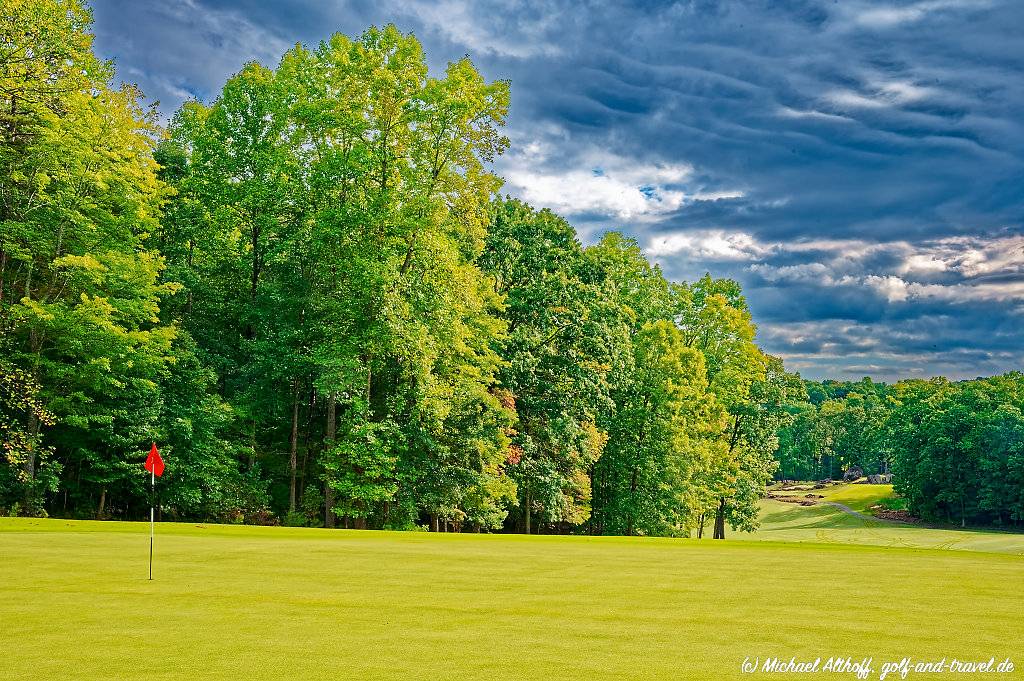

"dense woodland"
[779,375,1024,528]
[2,2,1021,535]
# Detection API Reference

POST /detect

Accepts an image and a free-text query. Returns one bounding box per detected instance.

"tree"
[0,0,183,517]
[4,8,858,534]
[889,374,1024,528]
[598,320,721,536]
[0,358,56,514]
[676,275,777,539]
[480,199,618,532]
[0,0,266,522]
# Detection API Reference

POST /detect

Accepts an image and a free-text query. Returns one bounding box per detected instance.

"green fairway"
[749,483,1024,554]
[2,517,1021,680]
[800,482,901,512]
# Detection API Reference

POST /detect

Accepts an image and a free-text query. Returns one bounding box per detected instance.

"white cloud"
[840,0,992,29]
[716,232,1024,305]
[864,275,911,302]
[811,265,1024,305]
[505,166,689,221]
[399,0,562,58]
[747,262,830,283]
[825,90,890,110]
[690,190,746,201]
[876,80,938,103]
[776,106,856,123]
[654,232,889,269]
[648,230,771,260]
[783,238,876,255]
[500,139,743,223]
[884,234,1024,278]
[794,268,1024,305]
[824,79,940,110]
[936,235,1024,277]
[903,279,1024,303]
[898,253,949,274]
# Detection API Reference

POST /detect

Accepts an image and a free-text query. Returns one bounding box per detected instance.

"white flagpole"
[149,468,154,580]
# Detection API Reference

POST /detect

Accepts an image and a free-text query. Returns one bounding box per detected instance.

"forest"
[2,1,1022,535]
[778,375,1024,528]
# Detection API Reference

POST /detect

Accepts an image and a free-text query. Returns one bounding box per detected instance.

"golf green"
[1,517,1021,680]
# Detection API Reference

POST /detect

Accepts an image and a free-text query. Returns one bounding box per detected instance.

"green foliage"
[775,378,892,481]
[773,373,1024,531]
[0,0,258,521]
[481,199,619,531]
[596,320,720,536]
[163,25,515,530]
[0,359,58,514]
[0,5,850,538]
[888,373,1024,527]
[324,418,401,521]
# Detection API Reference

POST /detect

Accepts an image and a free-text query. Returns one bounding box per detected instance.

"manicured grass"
[812,482,898,512]
[752,483,1024,554]
[769,481,898,512]
[1,515,1021,680]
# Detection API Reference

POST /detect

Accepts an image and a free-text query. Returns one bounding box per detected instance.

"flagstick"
[149,468,154,580]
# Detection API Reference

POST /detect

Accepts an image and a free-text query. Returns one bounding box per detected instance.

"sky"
[89,0,1024,382]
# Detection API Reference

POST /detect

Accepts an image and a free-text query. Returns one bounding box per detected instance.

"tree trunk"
[523,485,531,534]
[299,387,315,503]
[185,240,194,314]
[21,326,43,503]
[627,467,639,536]
[288,381,300,514]
[250,223,261,300]
[299,448,309,506]
[324,393,336,528]
[22,376,41,509]
[22,410,38,483]
[97,487,107,519]
[24,259,32,300]
[697,513,706,539]
[242,222,261,340]
[713,497,726,540]
[0,246,7,307]
[587,463,598,535]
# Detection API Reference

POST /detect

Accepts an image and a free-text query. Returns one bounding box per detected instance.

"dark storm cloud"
[89,0,1024,380]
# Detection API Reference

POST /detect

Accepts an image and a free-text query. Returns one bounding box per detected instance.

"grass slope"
[750,483,1024,554]
[2,515,1021,680]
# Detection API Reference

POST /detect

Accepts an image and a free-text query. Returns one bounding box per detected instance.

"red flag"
[145,443,165,477]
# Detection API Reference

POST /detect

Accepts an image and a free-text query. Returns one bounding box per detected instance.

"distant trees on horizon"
[777,375,1024,528]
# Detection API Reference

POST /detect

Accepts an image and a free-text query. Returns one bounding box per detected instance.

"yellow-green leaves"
[1,0,179,513]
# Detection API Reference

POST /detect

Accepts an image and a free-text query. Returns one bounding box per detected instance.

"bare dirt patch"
[768,495,819,506]
[869,505,920,523]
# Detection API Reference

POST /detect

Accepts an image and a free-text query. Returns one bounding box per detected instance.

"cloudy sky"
[90,0,1024,381]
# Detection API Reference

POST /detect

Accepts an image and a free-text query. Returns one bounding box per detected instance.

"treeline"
[0,3,797,537]
[888,375,1024,528]
[4,3,1021,535]
[776,375,1024,528]
[775,378,890,481]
